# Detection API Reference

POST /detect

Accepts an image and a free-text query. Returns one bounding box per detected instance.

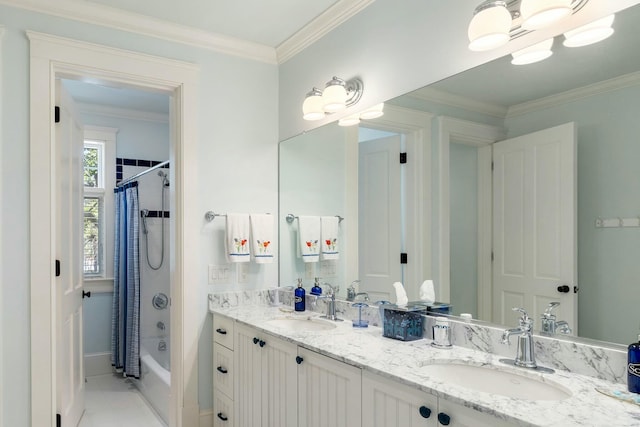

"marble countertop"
[210,303,640,427]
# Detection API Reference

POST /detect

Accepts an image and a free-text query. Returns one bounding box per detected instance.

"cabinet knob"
[259,340,266,347]
[296,356,304,365]
[217,412,228,422]
[418,405,431,418]
[216,366,228,374]
[253,337,259,345]
[437,412,451,425]
[216,328,227,335]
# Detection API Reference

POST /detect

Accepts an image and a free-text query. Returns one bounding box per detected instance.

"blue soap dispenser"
[294,278,306,312]
[628,334,640,393]
[310,277,323,296]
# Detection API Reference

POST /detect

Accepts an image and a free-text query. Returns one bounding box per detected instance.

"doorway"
[29,32,199,427]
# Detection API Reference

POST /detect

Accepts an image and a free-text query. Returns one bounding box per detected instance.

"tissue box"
[382,305,426,341]
[407,301,452,315]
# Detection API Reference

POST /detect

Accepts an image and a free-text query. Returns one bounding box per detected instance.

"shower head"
[158,170,170,187]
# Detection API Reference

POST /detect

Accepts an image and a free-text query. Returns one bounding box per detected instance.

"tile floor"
[77,374,166,427]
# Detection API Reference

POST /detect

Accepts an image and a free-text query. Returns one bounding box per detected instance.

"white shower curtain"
[111,181,141,378]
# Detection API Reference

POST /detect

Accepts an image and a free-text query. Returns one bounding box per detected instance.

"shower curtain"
[111,182,141,378]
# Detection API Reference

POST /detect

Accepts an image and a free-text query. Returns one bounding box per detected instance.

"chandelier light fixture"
[467,0,615,65]
[302,76,363,121]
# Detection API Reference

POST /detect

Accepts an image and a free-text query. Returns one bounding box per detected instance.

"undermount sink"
[264,317,337,332]
[419,361,571,401]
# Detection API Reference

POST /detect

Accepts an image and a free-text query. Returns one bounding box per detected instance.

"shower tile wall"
[122,160,171,346]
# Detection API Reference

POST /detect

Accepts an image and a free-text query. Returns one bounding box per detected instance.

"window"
[83,140,105,276]
[83,127,117,278]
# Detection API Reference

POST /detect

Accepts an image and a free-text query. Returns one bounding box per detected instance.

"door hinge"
[400,253,408,264]
[56,413,61,427]
[55,260,61,277]
[55,106,60,124]
[491,251,494,262]
[400,152,407,164]
[491,160,494,171]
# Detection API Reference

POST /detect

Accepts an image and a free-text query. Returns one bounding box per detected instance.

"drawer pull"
[418,405,431,418]
[438,412,451,425]
[216,328,227,335]
[217,412,228,422]
[216,366,228,374]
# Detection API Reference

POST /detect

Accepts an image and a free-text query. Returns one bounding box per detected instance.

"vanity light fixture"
[520,0,572,30]
[302,76,364,121]
[511,38,554,65]
[337,103,385,127]
[468,1,513,52]
[563,14,615,47]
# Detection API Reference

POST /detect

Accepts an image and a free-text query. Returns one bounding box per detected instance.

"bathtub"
[136,337,171,425]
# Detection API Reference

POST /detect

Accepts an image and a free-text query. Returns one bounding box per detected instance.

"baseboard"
[84,352,112,377]
[199,410,213,427]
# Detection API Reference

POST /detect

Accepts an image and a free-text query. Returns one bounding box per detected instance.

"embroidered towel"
[225,213,250,263]
[298,216,320,263]
[320,216,339,260]
[250,213,274,264]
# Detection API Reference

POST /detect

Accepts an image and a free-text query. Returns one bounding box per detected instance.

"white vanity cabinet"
[362,371,511,427]
[297,347,362,427]
[212,314,235,426]
[234,323,298,427]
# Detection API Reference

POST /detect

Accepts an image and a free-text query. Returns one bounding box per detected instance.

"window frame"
[83,126,117,279]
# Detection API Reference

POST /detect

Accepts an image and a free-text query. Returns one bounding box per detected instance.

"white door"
[55,80,86,427]
[493,123,577,332]
[358,135,402,302]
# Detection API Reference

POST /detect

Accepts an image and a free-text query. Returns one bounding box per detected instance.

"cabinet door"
[362,371,437,427]
[298,347,362,427]
[234,323,263,427]
[261,334,298,427]
[437,400,512,427]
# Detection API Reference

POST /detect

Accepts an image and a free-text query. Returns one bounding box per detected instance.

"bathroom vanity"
[209,291,640,427]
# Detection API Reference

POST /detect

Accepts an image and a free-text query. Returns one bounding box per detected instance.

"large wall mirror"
[279,3,640,347]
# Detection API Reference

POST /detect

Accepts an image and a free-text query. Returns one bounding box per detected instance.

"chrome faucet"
[346,280,361,302]
[501,308,537,369]
[540,302,572,335]
[318,284,343,321]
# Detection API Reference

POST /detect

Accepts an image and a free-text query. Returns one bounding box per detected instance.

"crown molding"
[276,0,376,64]
[507,70,640,118]
[409,86,508,119]
[77,102,169,123]
[0,0,277,64]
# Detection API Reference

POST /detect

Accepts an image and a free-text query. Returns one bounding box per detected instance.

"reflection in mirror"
[279,3,640,347]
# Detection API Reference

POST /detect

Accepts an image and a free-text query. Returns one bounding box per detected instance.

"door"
[493,122,577,332]
[55,80,85,426]
[359,135,402,302]
[234,324,263,427]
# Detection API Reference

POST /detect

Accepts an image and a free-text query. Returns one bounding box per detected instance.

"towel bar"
[205,211,272,222]
[285,213,344,224]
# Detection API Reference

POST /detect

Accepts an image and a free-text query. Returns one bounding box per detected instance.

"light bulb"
[359,103,384,120]
[468,1,512,52]
[511,38,554,65]
[520,0,572,30]
[563,15,615,48]
[302,88,325,121]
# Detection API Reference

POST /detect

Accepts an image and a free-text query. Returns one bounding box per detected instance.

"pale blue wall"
[504,85,640,345]
[0,4,278,424]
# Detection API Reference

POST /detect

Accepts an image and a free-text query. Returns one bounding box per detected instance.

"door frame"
[436,117,504,319]
[29,32,200,427]
[355,104,433,300]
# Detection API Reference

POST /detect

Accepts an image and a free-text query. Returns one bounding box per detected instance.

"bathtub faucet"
[157,321,165,331]
[158,339,167,352]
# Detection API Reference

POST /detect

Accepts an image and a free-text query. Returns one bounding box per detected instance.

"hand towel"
[298,216,320,263]
[250,213,274,264]
[225,213,250,263]
[320,216,340,260]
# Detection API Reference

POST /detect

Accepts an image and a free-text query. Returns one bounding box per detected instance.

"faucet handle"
[542,302,560,318]
[512,307,533,330]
